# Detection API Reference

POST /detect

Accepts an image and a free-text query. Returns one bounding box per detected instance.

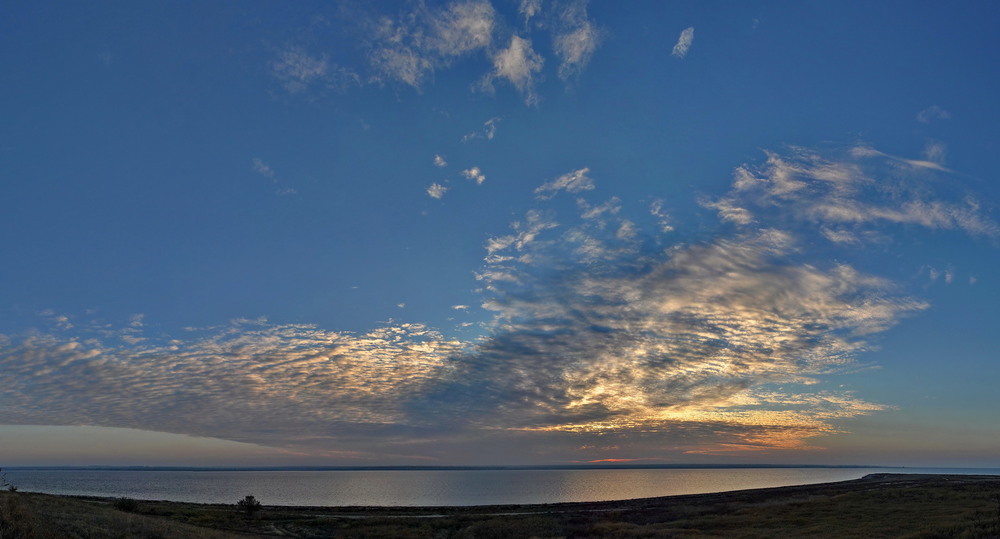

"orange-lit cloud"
[2,144,992,463]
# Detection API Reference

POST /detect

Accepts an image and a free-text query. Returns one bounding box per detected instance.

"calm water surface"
[6,467,997,506]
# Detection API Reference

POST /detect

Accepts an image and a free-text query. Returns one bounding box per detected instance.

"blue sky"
[2,1,999,467]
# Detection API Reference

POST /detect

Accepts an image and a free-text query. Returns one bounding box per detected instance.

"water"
[4,467,997,507]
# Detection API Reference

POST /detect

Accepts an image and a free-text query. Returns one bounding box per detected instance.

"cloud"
[434,155,448,167]
[483,208,558,256]
[252,158,274,178]
[851,145,951,173]
[271,2,603,107]
[704,146,998,238]
[426,182,448,199]
[429,201,919,443]
[553,1,601,80]
[361,1,600,104]
[0,322,462,451]
[369,0,496,89]
[672,27,695,59]
[272,46,358,94]
[923,140,947,165]
[272,47,328,93]
[252,158,297,196]
[462,117,500,142]
[481,35,544,105]
[578,196,621,221]
[462,166,486,184]
[534,167,595,199]
[518,0,542,26]
[6,143,993,460]
[927,266,955,285]
[917,105,951,123]
[649,199,673,232]
[432,0,496,55]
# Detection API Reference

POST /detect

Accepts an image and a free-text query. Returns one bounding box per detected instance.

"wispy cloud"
[553,1,601,81]
[252,158,274,178]
[534,167,594,199]
[481,35,544,105]
[272,46,358,94]
[927,266,956,285]
[483,208,558,256]
[917,105,951,123]
[434,155,448,167]
[649,199,674,232]
[369,0,496,89]
[426,182,448,199]
[276,1,604,106]
[704,146,998,238]
[462,117,500,142]
[672,27,695,59]
[518,0,542,26]
[252,158,297,195]
[273,47,329,93]
[923,140,947,165]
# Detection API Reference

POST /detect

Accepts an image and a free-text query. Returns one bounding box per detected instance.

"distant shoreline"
[5,474,1000,537]
[5,463,904,472]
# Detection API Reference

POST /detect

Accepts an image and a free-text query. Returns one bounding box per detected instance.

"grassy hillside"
[1,474,999,538]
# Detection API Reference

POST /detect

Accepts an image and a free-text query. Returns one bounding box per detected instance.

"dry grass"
[0,491,253,538]
[2,474,999,538]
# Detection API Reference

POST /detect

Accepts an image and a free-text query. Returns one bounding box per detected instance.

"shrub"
[0,468,14,492]
[113,496,140,512]
[236,495,262,519]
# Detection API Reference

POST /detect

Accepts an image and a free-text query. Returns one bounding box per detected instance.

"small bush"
[0,468,14,492]
[236,495,262,519]
[113,496,140,512]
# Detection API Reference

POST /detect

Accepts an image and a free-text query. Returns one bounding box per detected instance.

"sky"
[2,1,999,468]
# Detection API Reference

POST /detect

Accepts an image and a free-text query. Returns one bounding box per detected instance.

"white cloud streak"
[534,167,594,199]
[672,27,695,59]
[704,146,998,238]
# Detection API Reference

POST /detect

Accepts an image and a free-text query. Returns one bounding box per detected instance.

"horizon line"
[3,463,917,471]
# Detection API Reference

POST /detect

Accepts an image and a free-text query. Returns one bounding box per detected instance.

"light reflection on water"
[6,468,998,507]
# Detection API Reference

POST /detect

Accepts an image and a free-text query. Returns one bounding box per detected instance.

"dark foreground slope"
[2,473,999,538]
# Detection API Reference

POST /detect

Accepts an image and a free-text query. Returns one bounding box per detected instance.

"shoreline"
[10,465,994,508]
[49,472,998,510]
[4,473,1000,537]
